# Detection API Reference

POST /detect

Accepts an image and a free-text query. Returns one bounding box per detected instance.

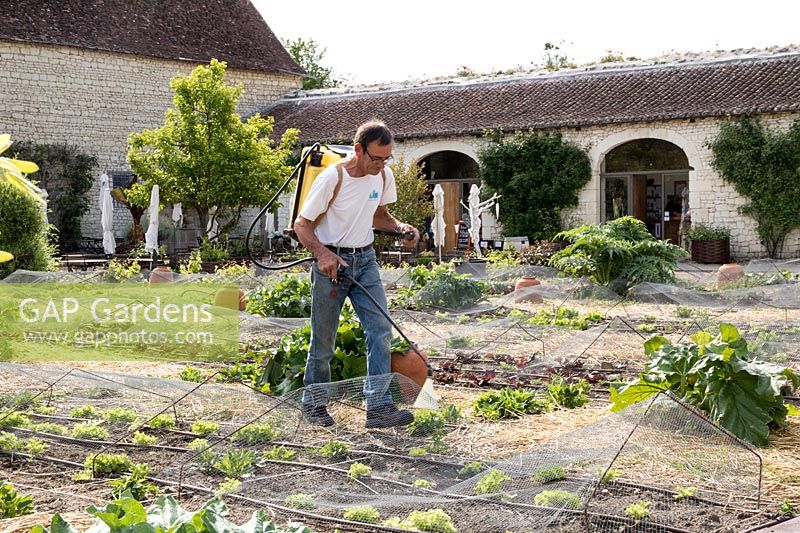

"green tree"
[478,131,591,240]
[375,158,433,250]
[708,117,800,258]
[283,37,341,90]
[128,59,299,238]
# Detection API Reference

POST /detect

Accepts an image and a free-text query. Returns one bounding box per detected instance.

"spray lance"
[245,144,439,409]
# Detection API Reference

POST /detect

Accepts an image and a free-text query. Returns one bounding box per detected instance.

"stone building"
[264,49,800,259]
[0,0,303,241]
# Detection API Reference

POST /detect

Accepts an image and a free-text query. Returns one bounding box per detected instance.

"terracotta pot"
[716,263,744,289]
[514,276,543,303]
[391,348,429,402]
[150,265,173,284]
[214,288,246,311]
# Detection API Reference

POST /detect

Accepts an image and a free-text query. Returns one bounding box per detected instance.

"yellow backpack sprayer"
[245,144,438,408]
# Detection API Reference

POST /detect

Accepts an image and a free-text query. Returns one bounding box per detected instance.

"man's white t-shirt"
[298,163,397,248]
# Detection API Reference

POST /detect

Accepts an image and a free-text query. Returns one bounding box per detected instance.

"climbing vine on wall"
[707,117,800,258]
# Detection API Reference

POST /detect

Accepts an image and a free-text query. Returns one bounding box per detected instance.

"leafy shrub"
[318,439,349,461]
[685,224,731,242]
[230,423,278,445]
[479,130,591,240]
[534,489,580,509]
[474,468,510,494]
[263,446,296,461]
[246,276,312,318]
[675,306,694,318]
[102,407,139,424]
[473,387,549,420]
[0,181,56,279]
[625,501,651,520]
[109,463,159,501]
[549,217,688,292]
[255,306,407,394]
[71,423,109,441]
[458,461,485,478]
[611,323,799,446]
[190,420,220,435]
[105,258,141,282]
[69,405,100,419]
[348,462,372,479]
[10,141,98,249]
[147,414,177,429]
[132,431,157,446]
[0,481,34,518]
[546,376,590,408]
[707,116,800,257]
[343,506,381,524]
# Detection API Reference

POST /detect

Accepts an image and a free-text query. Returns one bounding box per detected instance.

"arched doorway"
[418,150,480,252]
[602,139,692,242]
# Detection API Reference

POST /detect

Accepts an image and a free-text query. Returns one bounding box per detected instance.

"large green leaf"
[145,495,193,530]
[705,371,773,446]
[32,513,81,533]
[87,497,149,531]
[609,380,668,412]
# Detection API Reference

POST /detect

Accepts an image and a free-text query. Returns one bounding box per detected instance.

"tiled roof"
[0,0,304,75]
[261,52,800,143]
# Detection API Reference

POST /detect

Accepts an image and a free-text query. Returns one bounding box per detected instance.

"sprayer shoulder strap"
[316,162,386,224]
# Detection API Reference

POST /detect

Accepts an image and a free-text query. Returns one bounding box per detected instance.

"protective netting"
[2,258,799,530]
[0,366,764,532]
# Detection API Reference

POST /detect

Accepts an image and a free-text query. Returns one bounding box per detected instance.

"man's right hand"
[317,250,349,280]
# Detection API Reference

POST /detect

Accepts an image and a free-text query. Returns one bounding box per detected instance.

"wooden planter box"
[691,238,730,264]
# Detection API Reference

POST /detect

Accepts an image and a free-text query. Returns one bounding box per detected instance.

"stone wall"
[376,114,800,260]
[1,40,300,241]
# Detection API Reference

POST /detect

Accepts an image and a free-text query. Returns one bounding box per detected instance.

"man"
[293,120,420,428]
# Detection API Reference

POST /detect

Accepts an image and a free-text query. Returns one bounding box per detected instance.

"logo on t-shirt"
[368,190,379,200]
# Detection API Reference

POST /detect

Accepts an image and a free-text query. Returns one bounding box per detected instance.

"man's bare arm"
[373,205,420,245]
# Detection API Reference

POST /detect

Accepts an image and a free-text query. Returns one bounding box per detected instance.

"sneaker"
[365,404,414,429]
[302,404,334,427]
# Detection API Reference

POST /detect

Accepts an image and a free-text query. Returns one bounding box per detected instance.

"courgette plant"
[611,323,799,446]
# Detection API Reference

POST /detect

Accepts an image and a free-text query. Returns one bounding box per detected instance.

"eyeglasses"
[364,147,394,163]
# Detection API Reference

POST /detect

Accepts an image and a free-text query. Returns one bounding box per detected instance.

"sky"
[252,0,799,85]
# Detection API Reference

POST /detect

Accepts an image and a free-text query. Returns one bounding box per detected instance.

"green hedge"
[0,181,55,278]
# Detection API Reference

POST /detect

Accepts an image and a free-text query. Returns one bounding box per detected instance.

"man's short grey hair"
[354,120,393,148]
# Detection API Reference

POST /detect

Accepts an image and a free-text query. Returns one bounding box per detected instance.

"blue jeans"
[302,247,393,410]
